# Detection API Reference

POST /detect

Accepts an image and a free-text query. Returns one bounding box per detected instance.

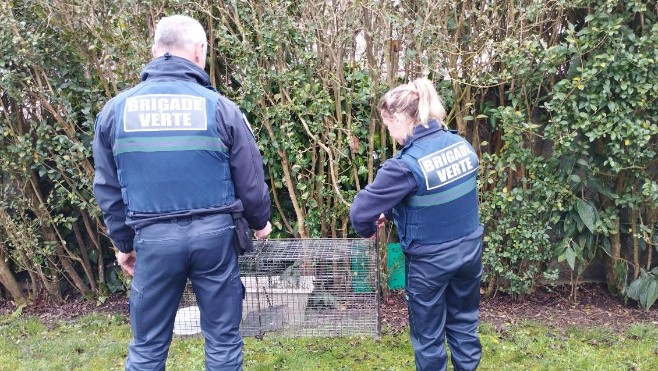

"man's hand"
[117,251,137,277]
[254,221,272,240]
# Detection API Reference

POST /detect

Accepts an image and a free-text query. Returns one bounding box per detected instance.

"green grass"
[0,314,130,370]
[479,322,658,370]
[1,314,657,370]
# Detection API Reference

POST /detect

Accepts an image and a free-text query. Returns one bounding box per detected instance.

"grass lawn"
[1,313,657,370]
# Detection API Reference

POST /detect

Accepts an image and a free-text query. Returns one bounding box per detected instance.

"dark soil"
[0,293,129,325]
[2,283,657,332]
[381,283,658,332]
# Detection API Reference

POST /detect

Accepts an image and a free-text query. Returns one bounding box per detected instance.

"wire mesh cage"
[174,238,380,338]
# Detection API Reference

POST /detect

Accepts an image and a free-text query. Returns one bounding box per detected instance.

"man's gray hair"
[154,15,207,51]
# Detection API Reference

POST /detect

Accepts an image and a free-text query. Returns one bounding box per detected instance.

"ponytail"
[379,78,446,128]
[413,78,446,126]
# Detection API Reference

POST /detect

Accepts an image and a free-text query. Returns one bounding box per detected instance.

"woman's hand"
[369,213,388,240]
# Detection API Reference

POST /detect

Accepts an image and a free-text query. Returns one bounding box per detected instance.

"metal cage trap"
[173,238,381,338]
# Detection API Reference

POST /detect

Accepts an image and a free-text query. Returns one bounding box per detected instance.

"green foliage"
[480,107,569,294]
[625,267,658,310]
[209,0,390,238]
[1,0,126,301]
[545,0,658,300]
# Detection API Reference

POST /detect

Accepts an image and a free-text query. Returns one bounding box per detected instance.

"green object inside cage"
[387,243,405,290]
[351,244,372,293]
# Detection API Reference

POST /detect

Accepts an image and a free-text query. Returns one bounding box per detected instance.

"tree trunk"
[26,172,91,297]
[605,217,624,295]
[40,269,64,303]
[72,221,98,293]
[0,250,26,305]
[630,208,640,280]
[81,210,105,286]
[646,207,655,270]
[258,102,308,238]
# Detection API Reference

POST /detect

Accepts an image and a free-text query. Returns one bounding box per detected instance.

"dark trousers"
[126,213,244,371]
[405,237,483,371]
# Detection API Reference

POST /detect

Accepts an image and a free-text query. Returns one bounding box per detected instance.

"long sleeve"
[92,104,135,252]
[217,103,271,230]
[349,158,417,238]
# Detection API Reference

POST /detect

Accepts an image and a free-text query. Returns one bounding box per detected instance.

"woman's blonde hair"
[379,78,446,139]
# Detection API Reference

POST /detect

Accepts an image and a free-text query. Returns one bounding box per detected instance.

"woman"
[350,78,483,371]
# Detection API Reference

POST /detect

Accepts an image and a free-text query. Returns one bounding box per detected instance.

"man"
[93,15,272,370]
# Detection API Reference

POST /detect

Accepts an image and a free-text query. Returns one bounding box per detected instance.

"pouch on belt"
[231,212,254,255]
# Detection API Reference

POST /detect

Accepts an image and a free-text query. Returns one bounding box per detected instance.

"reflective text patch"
[417,142,478,190]
[123,94,207,132]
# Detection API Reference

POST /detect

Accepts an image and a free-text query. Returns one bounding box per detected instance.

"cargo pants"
[125,213,244,371]
[405,236,483,371]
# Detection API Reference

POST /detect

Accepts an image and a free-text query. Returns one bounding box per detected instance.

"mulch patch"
[2,283,657,332]
[380,282,658,332]
[479,283,658,331]
[0,293,129,325]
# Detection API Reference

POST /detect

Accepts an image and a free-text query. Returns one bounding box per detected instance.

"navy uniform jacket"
[350,120,483,255]
[93,55,270,253]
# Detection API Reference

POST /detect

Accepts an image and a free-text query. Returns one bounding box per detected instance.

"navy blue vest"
[393,129,480,248]
[113,80,235,214]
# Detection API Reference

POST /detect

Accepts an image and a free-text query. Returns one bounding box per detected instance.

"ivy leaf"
[576,199,598,233]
